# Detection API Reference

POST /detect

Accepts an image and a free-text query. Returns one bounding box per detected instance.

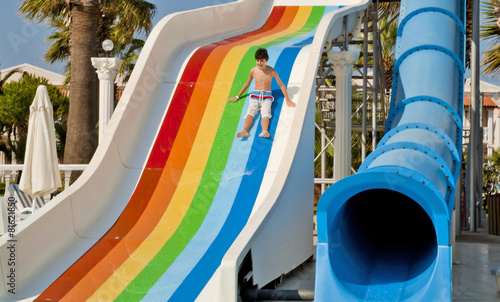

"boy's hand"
[227,97,238,103]
[286,99,296,107]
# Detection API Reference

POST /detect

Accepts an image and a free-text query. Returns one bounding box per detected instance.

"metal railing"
[0,164,88,195]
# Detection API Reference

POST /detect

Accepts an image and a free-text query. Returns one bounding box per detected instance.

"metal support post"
[470,0,480,232]
[321,127,326,193]
[361,6,369,161]
[371,3,379,149]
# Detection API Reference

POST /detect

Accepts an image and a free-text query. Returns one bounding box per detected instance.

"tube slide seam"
[397,7,465,38]
[397,7,466,64]
[386,95,463,147]
[390,45,465,115]
[359,142,455,204]
[379,123,460,181]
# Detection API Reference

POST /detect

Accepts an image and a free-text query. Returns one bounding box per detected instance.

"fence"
[488,194,500,236]
[0,164,88,195]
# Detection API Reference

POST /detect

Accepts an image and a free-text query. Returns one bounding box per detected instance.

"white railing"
[0,164,88,194]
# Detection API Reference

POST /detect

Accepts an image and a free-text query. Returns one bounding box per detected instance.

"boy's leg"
[236,115,254,137]
[237,98,258,138]
[259,117,270,138]
[259,99,272,138]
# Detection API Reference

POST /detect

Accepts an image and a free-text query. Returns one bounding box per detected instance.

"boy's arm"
[228,72,253,102]
[273,70,296,107]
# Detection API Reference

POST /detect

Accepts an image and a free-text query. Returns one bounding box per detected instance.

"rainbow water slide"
[315,0,465,301]
[0,1,367,301]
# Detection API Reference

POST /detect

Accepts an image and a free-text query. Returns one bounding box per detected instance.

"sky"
[0,0,234,74]
[1,0,500,86]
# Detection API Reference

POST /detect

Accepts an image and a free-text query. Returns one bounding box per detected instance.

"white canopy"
[19,85,62,196]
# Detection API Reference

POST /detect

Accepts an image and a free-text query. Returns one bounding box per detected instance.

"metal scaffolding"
[314,1,390,194]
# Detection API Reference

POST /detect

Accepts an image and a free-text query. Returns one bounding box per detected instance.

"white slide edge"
[197,1,370,301]
[0,0,274,300]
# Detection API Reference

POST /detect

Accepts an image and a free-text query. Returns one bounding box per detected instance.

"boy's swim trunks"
[246,90,274,118]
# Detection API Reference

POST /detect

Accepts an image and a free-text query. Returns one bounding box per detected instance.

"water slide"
[315,0,465,301]
[0,1,368,301]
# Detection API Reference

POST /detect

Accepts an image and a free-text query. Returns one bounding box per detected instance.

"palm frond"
[18,0,69,23]
[481,44,500,76]
[378,2,399,19]
[0,69,20,95]
[118,38,145,82]
[481,0,500,40]
[379,14,398,59]
[480,0,500,74]
[44,17,71,64]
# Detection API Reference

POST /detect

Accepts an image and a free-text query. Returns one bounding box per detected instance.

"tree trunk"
[495,2,500,29]
[64,2,99,166]
[384,58,394,89]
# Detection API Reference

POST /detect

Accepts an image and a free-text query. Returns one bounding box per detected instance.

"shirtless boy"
[227,48,295,138]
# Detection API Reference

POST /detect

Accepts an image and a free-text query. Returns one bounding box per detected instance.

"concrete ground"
[452,220,500,301]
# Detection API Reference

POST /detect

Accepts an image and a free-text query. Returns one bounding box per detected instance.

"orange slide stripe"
[70,8,299,301]
[36,6,295,301]
[35,43,217,301]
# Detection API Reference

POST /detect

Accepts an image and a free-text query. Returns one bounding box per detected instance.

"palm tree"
[377,2,399,19]
[66,1,100,166]
[41,1,155,82]
[0,69,19,163]
[0,69,20,96]
[0,73,69,163]
[378,6,399,89]
[480,0,500,75]
[19,0,156,166]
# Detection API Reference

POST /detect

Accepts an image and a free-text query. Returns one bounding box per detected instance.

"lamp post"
[91,39,123,143]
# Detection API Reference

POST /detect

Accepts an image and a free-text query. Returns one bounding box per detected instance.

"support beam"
[469,0,480,232]
[371,3,379,149]
[361,6,369,161]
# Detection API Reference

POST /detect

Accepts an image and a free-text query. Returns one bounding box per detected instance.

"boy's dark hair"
[255,48,269,61]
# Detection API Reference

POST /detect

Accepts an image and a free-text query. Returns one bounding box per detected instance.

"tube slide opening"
[330,189,437,297]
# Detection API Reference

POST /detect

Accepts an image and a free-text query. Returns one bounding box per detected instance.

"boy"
[227,48,295,138]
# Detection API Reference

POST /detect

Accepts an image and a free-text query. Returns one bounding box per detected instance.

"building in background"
[463,78,500,157]
[1,63,65,87]
[1,63,125,100]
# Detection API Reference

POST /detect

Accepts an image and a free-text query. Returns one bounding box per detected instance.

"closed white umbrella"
[19,85,62,197]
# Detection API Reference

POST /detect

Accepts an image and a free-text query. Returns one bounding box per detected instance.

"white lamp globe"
[102,39,114,52]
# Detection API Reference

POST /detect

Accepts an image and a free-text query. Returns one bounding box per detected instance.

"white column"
[64,170,71,190]
[4,171,11,192]
[91,57,123,143]
[328,51,358,181]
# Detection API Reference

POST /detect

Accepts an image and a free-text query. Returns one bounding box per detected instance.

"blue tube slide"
[315,0,465,301]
